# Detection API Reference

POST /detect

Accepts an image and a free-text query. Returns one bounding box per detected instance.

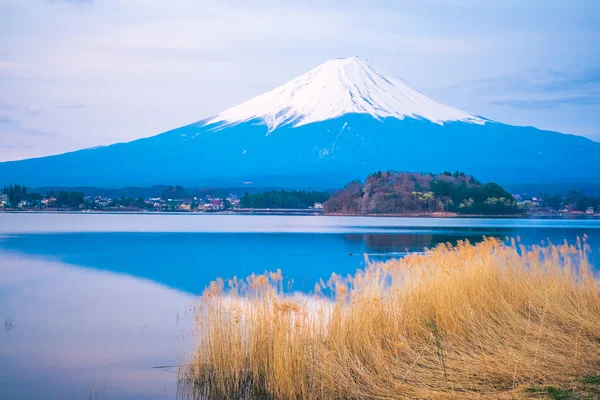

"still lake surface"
[1,213,599,399]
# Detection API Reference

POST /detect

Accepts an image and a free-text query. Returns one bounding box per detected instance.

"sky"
[0,0,599,161]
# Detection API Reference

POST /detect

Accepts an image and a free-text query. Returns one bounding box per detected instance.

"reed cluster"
[180,238,600,399]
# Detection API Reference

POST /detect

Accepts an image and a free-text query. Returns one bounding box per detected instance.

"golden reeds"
[180,238,600,399]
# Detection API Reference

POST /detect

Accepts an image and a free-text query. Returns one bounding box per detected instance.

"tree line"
[1,183,84,208]
[240,190,330,209]
[541,190,599,212]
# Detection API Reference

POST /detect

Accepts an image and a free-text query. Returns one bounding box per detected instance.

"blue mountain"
[1,57,599,188]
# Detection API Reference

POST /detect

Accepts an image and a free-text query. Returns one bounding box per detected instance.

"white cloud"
[0,60,29,75]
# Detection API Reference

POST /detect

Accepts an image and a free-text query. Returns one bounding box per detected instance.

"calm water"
[1,213,599,399]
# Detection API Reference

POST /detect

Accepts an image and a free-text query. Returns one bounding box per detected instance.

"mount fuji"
[1,56,599,188]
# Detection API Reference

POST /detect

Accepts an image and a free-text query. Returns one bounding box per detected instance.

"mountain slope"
[0,57,599,188]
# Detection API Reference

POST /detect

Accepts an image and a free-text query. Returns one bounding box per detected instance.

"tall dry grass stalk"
[180,238,600,399]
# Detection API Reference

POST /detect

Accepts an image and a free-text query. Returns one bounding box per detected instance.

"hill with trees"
[324,171,520,215]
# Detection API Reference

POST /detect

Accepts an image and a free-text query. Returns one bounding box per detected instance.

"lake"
[1,213,599,399]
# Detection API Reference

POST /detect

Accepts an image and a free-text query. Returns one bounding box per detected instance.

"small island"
[324,170,520,216]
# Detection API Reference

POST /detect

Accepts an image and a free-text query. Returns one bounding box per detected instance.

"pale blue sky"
[0,0,598,160]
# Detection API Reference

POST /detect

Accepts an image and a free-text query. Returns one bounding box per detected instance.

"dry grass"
[179,238,600,399]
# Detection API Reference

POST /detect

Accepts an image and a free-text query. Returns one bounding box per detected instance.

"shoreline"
[0,209,598,219]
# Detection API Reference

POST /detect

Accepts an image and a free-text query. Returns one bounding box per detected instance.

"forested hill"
[324,171,520,215]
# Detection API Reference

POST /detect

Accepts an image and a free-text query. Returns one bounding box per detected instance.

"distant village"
[512,194,597,216]
[0,191,250,212]
[0,182,597,216]
[0,191,239,212]
[0,183,327,213]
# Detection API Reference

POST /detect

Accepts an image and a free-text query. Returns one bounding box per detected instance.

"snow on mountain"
[206,56,485,131]
[4,56,600,188]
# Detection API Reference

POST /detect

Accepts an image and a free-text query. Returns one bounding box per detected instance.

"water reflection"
[0,252,193,400]
[355,228,599,257]
[0,231,509,295]
[345,230,496,253]
[1,214,599,399]
[1,228,598,295]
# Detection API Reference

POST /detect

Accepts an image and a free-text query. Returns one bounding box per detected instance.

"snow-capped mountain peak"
[206,56,485,130]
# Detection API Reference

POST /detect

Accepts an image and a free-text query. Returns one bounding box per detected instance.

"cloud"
[17,128,57,137]
[489,95,600,109]
[0,103,43,119]
[0,61,28,73]
[449,67,600,110]
[0,117,56,137]
[59,103,88,110]
[24,106,42,116]
[0,101,60,159]
[2,127,57,137]
[44,0,94,4]
[0,143,34,150]
[0,122,61,160]
[450,68,600,94]
[0,117,56,157]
